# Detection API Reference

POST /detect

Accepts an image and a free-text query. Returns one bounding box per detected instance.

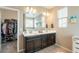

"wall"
[68,6,79,36]
[49,6,79,51]
[0,9,17,22]
[46,12,54,28]
[49,6,72,51]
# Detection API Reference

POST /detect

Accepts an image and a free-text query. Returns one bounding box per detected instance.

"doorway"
[0,7,19,53]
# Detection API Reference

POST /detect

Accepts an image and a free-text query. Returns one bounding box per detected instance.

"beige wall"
[50,7,72,51]
[0,9,17,22]
[46,13,54,28]
[49,6,79,51]
[68,6,79,36]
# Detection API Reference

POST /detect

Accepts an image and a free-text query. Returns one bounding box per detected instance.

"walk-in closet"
[0,7,17,53]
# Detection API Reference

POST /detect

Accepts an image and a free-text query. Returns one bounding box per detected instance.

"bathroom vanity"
[23,31,56,53]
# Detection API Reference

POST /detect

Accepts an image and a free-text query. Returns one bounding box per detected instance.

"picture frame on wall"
[69,16,77,24]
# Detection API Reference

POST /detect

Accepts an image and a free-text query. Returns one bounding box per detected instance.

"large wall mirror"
[23,7,47,31]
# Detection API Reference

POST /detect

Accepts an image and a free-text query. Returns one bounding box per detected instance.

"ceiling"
[42,6,55,9]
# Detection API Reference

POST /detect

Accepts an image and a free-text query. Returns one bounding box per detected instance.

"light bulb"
[33,9,37,13]
[26,7,29,10]
[25,7,29,12]
[43,12,46,16]
[30,8,33,12]
[47,13,50,16]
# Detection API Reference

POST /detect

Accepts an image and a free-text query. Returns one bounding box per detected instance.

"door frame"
[0,6,20,52]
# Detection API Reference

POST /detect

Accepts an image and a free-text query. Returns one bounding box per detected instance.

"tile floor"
[0,41,71,53]
[36,45,71,53]
[0,40,17,53]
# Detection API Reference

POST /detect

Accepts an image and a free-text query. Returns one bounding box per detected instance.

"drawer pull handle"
[75,43,79,44]
[73,38,79,39]
[75,47,79,49]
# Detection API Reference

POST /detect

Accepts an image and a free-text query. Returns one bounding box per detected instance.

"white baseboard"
[56,44,72,52]
[18,49,25,53]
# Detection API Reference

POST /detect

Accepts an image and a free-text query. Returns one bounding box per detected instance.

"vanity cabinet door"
[47,33,56,46]
[34,37,41,52]
[47,34,52,46]
[41,35,47,48]
[25,39,34,53]
[51,33,56,45]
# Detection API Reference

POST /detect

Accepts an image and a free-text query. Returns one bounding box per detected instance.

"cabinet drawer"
[73,39,79,53]
[73,48,79,53]
[73,39,79,43]
[73,43,79,48]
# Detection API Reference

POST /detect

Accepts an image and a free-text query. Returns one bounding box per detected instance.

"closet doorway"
[0,7,19,53]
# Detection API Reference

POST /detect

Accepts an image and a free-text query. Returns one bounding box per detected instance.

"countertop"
[23,30,56,37]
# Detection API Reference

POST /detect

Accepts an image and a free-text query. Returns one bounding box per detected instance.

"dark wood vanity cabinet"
[24,33,56,53]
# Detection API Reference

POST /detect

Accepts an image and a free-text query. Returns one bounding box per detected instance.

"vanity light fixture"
[25,7,37,13]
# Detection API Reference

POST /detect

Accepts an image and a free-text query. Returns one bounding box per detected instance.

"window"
[58,7,68,28]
